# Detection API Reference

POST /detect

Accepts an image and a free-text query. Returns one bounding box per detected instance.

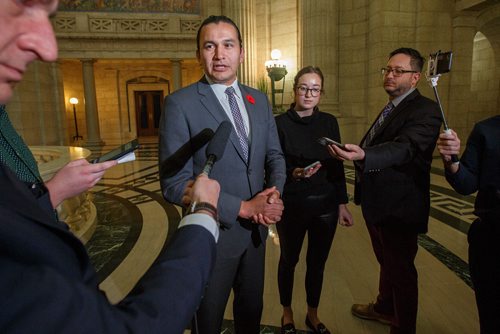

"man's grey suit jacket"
[159,77,286,255]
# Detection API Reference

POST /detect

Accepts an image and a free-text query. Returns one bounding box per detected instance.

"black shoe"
[305,316,331,334]
[281,316,297,334]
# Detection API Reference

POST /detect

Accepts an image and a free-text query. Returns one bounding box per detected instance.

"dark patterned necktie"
[364,102,394,146]
[225,87,249,161]
[0,104,41,183]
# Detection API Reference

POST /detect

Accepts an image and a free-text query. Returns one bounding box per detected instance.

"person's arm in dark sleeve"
[444,125,483,195]
[364,104,442,171]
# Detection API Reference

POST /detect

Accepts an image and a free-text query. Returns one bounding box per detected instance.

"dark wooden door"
[135,90,163,136]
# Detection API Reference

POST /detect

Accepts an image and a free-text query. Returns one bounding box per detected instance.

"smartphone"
[427,51,453,76]
[92,139,140,163]
[317,137,346,149]
[304,161,321,172]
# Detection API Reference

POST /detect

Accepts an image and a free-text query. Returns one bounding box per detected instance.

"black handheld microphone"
[202,121,232,176]
[160,128,214,179]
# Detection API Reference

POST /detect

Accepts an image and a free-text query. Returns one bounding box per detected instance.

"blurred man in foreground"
[0,2,219,333]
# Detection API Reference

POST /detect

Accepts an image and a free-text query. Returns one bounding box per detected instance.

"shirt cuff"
[354,159,365,171]
[178,213,219,242]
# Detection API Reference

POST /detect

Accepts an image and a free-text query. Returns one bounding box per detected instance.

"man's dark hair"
[293,66,325,92]
[196,15,243,51]
[389,47,425,72]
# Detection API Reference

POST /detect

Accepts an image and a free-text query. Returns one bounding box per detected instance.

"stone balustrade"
[30,146,97,244]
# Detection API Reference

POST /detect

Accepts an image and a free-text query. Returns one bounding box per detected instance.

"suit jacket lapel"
[197,78,227,124]
[0,164,83,240]
[197,78,248,164]
[380,89,420,131]
[0,164,94,279]
[363,89,420,145]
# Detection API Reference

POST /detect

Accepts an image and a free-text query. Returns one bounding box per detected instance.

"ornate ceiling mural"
[58,0,200,14]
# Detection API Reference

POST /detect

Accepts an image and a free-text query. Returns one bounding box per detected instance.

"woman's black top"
[275,105,349,215]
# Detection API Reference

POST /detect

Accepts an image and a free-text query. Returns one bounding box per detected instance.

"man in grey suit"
[159,15,286,334]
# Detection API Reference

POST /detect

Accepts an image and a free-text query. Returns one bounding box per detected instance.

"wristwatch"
[188,201,218,222]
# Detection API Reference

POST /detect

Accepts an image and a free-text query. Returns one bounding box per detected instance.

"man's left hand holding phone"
[91,139,140,164]
[45,140,139,208]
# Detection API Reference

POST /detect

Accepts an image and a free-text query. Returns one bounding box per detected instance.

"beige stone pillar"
[171,59,183,92]
[298,0,339,115]
[81,59,104,146]
[449,14,477,137]
[223,0,257,87]
[50,61,67,145]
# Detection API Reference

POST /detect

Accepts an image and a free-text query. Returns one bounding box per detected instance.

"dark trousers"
[192,238,265,334]
[468,218,500,334]
[277,208,338,308]
[366,221,418,334]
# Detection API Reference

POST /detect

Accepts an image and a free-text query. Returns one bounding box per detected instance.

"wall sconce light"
[265,49,287,112]
[69,97,83,141]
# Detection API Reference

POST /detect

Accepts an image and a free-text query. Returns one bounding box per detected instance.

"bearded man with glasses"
[328,47,442,334]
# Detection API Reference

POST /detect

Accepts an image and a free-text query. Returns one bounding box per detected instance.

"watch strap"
[189,201,218,221]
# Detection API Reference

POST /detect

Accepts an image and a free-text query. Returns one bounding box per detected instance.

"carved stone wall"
[54,13,200,35]
[60,59,202,143]
[54,12,202,59]
[7,0,500,148]
[58,0,201,14]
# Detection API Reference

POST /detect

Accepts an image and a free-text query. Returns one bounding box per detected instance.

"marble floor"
[85,138,479,333]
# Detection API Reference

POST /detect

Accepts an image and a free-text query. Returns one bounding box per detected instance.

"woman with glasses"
[275,66,353,334]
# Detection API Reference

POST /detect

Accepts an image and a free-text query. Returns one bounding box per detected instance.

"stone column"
[171,59,183,92]
[449,14,477,137]
[223,0,257,87]
[50,61,67,145]
[81,59,104,146]
[298,0,339,115]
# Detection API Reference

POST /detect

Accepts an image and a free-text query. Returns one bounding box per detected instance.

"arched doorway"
[470,31,498,124]
[134,90,163,137]
[126,76,170,138]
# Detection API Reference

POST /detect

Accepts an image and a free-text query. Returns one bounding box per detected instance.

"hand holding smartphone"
[296,161,322,179]
[303,161,321,173]
[317,137,346,150]
[91,139,140,164]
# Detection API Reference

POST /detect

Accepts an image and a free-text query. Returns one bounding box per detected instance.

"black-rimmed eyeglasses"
[381,67,418,77]
[296,86,321,97]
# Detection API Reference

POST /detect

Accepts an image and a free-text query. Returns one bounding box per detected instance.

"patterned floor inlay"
[417,234,472,287]
[219,320,309,334]
[85,192,142,282]
[84,142,478,331]
[344,163,475,288]
[85,140,181,283]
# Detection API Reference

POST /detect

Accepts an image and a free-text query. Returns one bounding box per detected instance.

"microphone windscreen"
[192,128,215,151]
[206,121,232,161]
[160,128,214,179]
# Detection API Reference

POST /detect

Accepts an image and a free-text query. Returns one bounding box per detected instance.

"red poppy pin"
[246,94,255,105]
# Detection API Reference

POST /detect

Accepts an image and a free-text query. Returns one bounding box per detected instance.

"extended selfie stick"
[426,50,459,164]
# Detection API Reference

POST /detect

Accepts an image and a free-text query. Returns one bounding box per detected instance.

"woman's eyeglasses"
[296,86,321,97]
